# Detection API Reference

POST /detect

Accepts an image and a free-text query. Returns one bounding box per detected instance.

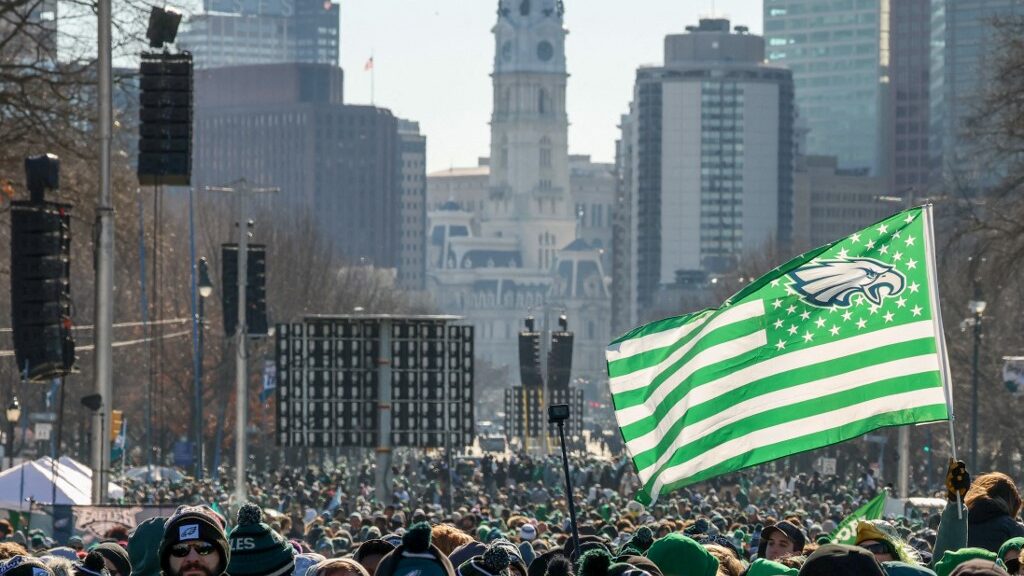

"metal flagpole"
[922,203,963,517]
[92,0,115,505]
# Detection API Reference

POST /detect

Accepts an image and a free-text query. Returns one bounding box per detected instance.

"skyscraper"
[930,0,1024,186]
[177,0,339,69]
[764,0,931,191]
[617,19,794,316]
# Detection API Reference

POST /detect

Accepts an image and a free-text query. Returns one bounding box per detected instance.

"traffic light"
[110,410,123,441]
[137,52,192,185]
[221,243,268,337]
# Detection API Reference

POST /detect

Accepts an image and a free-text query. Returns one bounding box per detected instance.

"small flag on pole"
[607,206,953,504]
[364,56,374,71]
[829,491,888,544]
[259,359,276,404]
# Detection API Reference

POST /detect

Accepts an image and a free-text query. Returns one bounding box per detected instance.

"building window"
[540,137,552,169]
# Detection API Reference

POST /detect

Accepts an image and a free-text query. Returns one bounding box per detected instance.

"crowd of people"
[0,453,1021,576]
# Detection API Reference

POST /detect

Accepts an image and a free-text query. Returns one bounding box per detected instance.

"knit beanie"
[92,543,131,576]
[128,517,166,576]
[799,544,885,576]
[617,527,653,558]
[376,523,455,576]
[745,559,798,576]
[450,542,489,572]
[227,503,295,576]
[456,546,512,576]
[528,551,570,576]
[291,553,325,576]
[543,557,572,576]
[948,560,1010,576]
[0,556,54,576]
[45,548,79,563]
[935,549,999,576]
[160,507,229,576]
[73,552,110,576]
[997,538,1024,564]
[577,548,613,576]
[610,556,662,576]
[644,533,717,576]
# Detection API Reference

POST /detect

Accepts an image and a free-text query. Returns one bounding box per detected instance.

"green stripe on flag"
[607,205,954,504]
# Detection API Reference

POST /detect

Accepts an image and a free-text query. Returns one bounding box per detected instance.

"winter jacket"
[966,498,1024,553]
[931,502,968,570]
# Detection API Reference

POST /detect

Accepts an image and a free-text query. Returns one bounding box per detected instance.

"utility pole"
[91,0,114,505]
[205,179,277,503]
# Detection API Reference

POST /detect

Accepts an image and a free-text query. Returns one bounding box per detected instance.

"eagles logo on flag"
[788,258,906,308]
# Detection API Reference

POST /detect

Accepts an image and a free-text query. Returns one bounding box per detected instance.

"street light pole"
[194,257,212,480]
[204,179,277,502]
[970,305,984,471]
[6,396,20,470]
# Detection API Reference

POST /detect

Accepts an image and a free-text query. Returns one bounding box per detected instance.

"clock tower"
[486,0,575,271]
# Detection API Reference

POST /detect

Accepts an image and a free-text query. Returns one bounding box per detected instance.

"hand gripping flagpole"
[922,204,963,519]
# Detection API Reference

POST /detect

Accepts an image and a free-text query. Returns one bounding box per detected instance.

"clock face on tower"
[502,41,513,62]
[537,40,553,62]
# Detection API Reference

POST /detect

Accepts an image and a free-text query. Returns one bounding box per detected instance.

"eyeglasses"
[170,543,216,558]
[1006,558,1020,574]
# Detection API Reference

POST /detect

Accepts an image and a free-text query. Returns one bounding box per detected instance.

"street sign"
[34,423,51,441]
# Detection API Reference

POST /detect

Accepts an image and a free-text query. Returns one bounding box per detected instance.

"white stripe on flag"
[617,320,938,442]
[615,330,767,427]
[606,311,712,363]
[609,300,765,395]
[648,386,947,500]
[631,353,941,483]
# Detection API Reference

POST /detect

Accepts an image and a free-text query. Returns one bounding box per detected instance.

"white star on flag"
[787,304,797,315]
[884,311,895,323]
[896,297,907,308]
[842,310,852,322]
[911,305,923,317]
[829,325,840,336]
[773,299,783,309]
[856,318,867,329]
[850,233,861,243]
[907,258,918,270]
[776,340,786,350]
[788,325,798,335]
[877,223,888,234]
[905,235,915,246]
[774,318,784,329]
[866,239,876,249]
[837,248,849,259]
[803,331,814,343]
[904,214,914,223]
[893,251,903,261]
[909,281,920,293]
[879,245,889,255]
[800,310,811,321]
[815,317,827,328]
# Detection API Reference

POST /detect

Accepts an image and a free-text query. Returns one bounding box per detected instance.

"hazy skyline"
[338,0,763,173]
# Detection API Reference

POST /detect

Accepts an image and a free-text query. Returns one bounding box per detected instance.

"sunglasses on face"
[860,542,893,556]
[1006,558,1020,574]
[170,543,216,558]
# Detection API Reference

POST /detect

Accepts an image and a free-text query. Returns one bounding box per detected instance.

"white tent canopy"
[38,457,125,500]
[0,460,91,510]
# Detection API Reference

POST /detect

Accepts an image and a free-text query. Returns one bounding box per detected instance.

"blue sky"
[338,1,763,172]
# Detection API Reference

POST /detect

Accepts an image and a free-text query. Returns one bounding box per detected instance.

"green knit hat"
[745,559,798,576]
[934,548,997,576]
[227,503,295,576]
[997,537,1024,564]
[644,533,717,576]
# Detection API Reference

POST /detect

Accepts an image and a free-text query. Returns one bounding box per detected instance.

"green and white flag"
[607,206,952,504]
[829,491,888,544]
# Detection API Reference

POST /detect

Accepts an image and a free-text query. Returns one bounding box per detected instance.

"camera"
[548,404,570,424]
